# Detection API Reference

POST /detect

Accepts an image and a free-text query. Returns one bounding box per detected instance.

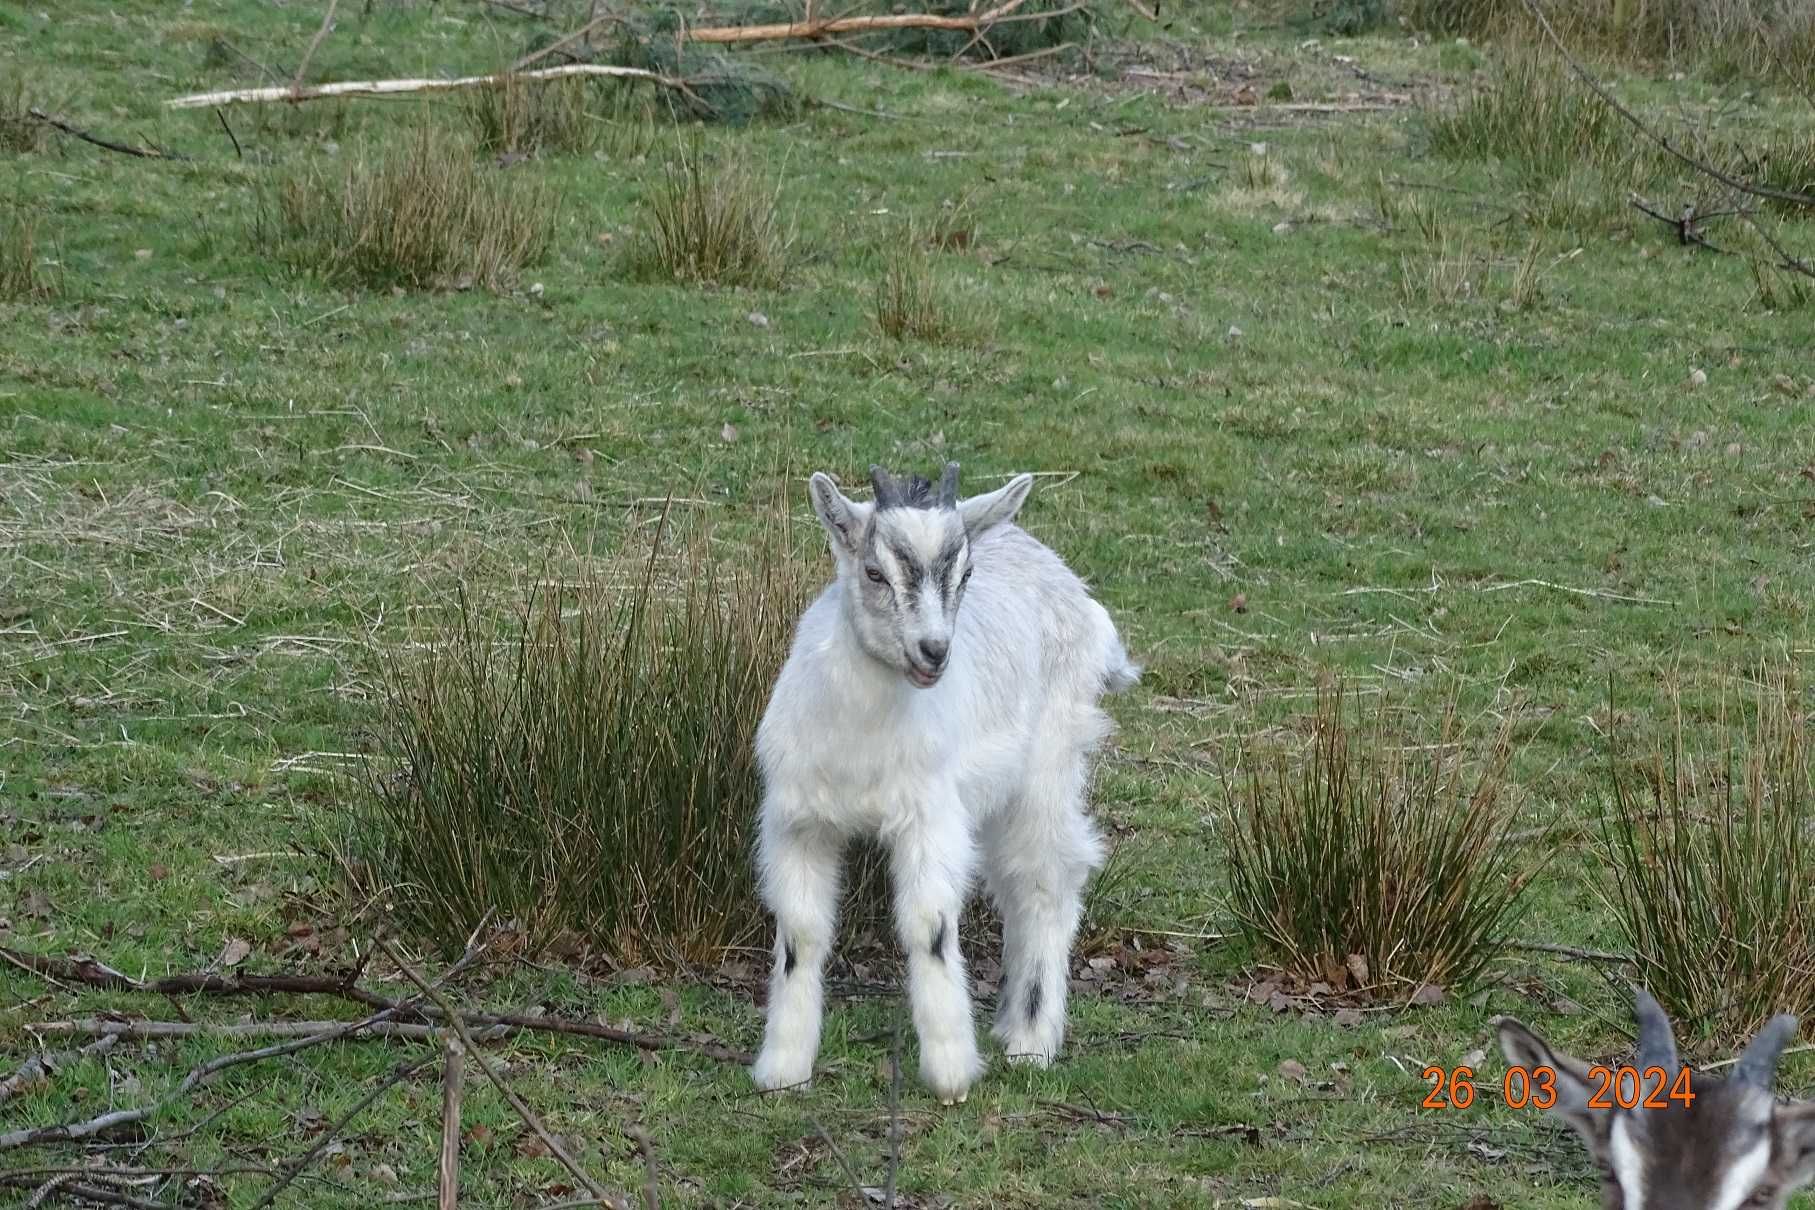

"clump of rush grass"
[1600,667,1815,1046]
[1397,234,1475,306]
[1219,684,1530,996]
[1,72,44,154]
[874,233,976,344]
[464,75,600,158]
[623,141,792,288]
[349,500,818,966]
[1,205,54,301]
[261,124,554,292]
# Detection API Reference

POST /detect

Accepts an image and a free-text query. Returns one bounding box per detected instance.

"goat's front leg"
[751,816,843,1093]
[889,806,984,1105]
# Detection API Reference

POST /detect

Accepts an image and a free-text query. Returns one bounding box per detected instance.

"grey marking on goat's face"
[1025,978,1043,1024]
[783,941,797,977]
[853,467,973,690]
[1498,994,1815,1210]
[929,915,948,963]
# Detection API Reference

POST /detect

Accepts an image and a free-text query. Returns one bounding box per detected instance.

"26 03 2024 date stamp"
[1421,1064,1696,1110]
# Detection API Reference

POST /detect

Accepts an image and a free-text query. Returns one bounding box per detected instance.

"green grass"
[3,2,1814,1207]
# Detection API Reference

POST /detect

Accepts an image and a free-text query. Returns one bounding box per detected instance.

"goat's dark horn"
[938,461,960,509]
[869,465,899,508]
[1634,989,1680,1074]
[1734,1014,1799,1088]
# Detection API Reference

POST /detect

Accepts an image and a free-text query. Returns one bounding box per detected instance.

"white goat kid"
[750,463,1138,1105]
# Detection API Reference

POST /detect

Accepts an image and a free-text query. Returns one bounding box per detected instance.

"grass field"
[4,2,1815,1206]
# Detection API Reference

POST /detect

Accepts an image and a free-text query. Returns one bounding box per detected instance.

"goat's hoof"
[992,1022,1060,1069]
[919,1039,984,1106]
[750,1050,815,1094]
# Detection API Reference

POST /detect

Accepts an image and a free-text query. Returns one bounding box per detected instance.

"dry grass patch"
[1,205,53,301]
[1601,668,1815,1046]
[0,73,44,154]
[1220,686,1530,995]
[350,507,818,965]
[261,124,555,291]
[624,142,792,288]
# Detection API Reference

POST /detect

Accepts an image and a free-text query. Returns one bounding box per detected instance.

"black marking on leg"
[784,941,798,977]
[929,915,949,963]
[1025,977,1043,1024]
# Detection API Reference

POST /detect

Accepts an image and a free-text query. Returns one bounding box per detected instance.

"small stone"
[1688,368,1708,387]
[747,311,770,328]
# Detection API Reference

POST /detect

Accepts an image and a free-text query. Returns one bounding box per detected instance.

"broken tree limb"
[438,1035,464,1210]
[27,108,186,160]
[380,940,624,1210]
[0,1035,118,1107]
[27,1018,509,1044]
[0,944,396,1012]
[164,63,706,113]
[680,0,1036,44]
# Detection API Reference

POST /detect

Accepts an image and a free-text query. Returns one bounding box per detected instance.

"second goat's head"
[807,462,1032,689]
[1498,990,1815,1210]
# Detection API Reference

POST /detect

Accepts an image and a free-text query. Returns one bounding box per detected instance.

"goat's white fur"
[750,466,1138,1104]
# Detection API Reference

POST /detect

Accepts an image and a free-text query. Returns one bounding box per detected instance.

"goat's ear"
[1496,1016,1607,1151]
[957,473,1033,538]
[1775,1101,1815,1187]
[808,472,867,557]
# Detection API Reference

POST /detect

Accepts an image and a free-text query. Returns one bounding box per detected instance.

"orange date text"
[1420,1064,1694,1110]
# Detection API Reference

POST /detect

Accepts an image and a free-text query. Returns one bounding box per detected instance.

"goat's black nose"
[918,639,949,668]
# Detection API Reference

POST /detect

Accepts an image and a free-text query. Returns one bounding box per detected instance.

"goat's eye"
[865,567,886,585]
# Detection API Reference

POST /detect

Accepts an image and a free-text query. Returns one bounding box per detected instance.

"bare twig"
[1,943,485,1153]
[1514,0,1815,210]
[165,64,704,113]
[883,1010,903,1209]
[378,940,623,1209]
[685,0,1034,44]
[28,1019,485,1043]
[513,10,621,70]
[438,1035,463,1210]
[292,0,340,92]
[0,1176,163,1210]
[214,109,242,159]
[0,1035,117,1107]
[626,1125,659,1210]
[1504,939,1633,964]
[1629,195,1731,254]
[248,1054,434,1210]
[0,945,397,1012]
[26,108,184,160]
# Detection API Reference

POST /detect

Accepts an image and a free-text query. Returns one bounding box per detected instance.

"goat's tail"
[1103,637,1141,695]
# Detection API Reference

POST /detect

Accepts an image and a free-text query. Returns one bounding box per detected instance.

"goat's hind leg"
[985,770,1102,1068]
[751,818,843,1092]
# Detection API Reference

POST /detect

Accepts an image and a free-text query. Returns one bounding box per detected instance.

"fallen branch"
[438,1034,463,1210]
[682,0,1035,44]
[626,1125,660,1210]
[380,940,625,1210]
[1,943,485,1154]
[28,1019,498,1044]
[6,944,753,1063]
[0,945,393,1012]
[1503,939,1633,964]
[27,108,185,160]
[0,1175,163,1210]
[0,1034,118,1107]
[165,63,705,113]
[1630,195,1731,254]
[248,1054,434,1210]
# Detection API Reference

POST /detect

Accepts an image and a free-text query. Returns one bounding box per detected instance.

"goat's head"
[1497,991,1815,1210]
[806,462,1032,689]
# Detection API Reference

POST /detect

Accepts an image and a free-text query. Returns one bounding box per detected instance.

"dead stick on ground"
[26,108,184,160]
[626,1125,659,1210]
[0,1035,118,1107]
[0,945,396,1012]
[292,0,340,92]
[0,943,486,1153]
[438,1034,463,1210]
[683,0,1033,44]
[28,1019,502,1044]
[379,940,623,1209]
[514,10,619,70]
[0,1176,162,1210]
[165,64,706,113]
[1504,939,1632,964]
[248,1053,433,1210]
